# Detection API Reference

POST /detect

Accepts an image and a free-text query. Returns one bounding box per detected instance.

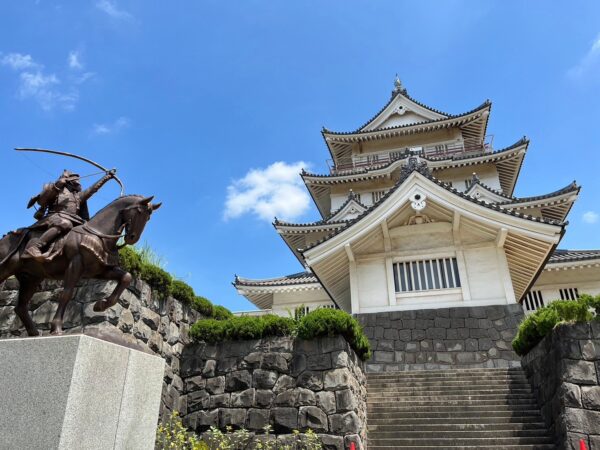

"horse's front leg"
[51,254,83,335]
[93,267,132,312]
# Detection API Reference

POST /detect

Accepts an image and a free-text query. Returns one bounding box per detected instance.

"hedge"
[190,308,372,361]
[512,294,600,356]
[118,246,232,319]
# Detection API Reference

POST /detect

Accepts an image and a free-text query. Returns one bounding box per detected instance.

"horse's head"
[121,196,162,245]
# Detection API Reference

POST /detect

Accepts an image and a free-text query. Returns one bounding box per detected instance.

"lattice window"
[559,287,579,301]
[372,190,387,204]
[319,304,337,310]
[393,257,461,293]
[523,290,544,313]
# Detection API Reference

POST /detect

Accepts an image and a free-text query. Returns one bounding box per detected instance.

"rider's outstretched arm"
[80,171,115,202]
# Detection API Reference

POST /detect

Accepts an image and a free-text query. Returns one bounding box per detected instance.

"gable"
[361,94,447,132]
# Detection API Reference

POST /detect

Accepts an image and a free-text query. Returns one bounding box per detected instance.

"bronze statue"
[0,149,161,336]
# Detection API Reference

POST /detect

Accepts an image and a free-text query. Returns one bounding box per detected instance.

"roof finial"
[392,74,404,96]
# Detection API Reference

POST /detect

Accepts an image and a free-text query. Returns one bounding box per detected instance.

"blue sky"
[1,1,599,311]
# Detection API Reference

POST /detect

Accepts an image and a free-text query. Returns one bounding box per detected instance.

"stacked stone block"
[521,322,600,450]
[180,336,368,449]
[357,304,524,372]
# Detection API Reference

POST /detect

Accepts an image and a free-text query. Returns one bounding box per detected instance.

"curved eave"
[275,222,345,265]
[501,183,580,223]
[323,102,491,162]
[302,170,565,306]
[303,139,528,193]
[356,89,451,132]
[235,280,323,310]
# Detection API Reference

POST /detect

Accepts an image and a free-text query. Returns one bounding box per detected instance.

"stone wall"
[0,277,201,418]
[521,322,600,450]
[179,335,368,449]
[357,304,524,372]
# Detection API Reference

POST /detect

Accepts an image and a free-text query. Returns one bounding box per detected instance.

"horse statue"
[0,194,161,336]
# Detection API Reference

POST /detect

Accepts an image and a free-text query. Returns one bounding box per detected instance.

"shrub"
[190,319,227,343]
[297,308,371,361]
[262,314,296,337]
[212,305,233,320]
[171,280,196,305]
[119,246,142,276]
[191,308,371,361]
[140,263,173,299]
[192,296,214,317]
[512,295,597,356]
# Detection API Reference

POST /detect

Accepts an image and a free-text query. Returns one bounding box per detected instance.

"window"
[559,287,579,301]
[319,304,337,310]
[523,290,544,314]
[393,257,461,293]
[372,190,387,203]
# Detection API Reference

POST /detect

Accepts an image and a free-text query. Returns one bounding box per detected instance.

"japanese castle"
[234,78,600,317]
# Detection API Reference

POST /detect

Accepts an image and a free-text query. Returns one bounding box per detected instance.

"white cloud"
[96,0,133,20]
[224,161,311,222]
[583,211,599,224]
[68,51,83,70]
[0,52,40,70]
[0,51,93,111]
[568,33,600,79]
[92,116,131,135]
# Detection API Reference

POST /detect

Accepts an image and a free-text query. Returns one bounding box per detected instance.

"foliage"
[118,246,143,276]
[191,308,371,361]
[512,294,598,356]
[190,314,296,343]
[192,296,215,317]
[156,411,207,450]
[212,305,234,321]
[157,414,322,450]
[118,246,232,318]
[172,279,196,305]
[141,263,173,300]
[297,308,372,361]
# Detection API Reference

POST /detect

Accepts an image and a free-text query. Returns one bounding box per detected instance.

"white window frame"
[391,253,463,297]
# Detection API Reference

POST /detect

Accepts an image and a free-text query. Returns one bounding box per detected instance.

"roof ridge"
[502,181,579,204]
[300,160,564,254]
[323,100,491,137]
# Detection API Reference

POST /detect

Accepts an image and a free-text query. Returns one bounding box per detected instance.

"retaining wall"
[521,322,600,450]
[357,304,524,372]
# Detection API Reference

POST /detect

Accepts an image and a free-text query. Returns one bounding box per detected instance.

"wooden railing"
[328,138,493,175]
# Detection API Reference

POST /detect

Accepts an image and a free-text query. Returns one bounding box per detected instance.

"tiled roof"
[274,191,366,228]
[323,100,490,136]
[234,272,318,287]
[300,161,565,253]
[547,249,600,264]
[301,139,527,181]
[502,181,579,205]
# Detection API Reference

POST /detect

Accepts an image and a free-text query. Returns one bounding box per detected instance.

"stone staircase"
[366,368,554,449]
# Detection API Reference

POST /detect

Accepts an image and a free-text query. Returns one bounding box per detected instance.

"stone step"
[369,429,551,439]
[367,368,524,377]
[368,387,533,395]
[369,422,548,431]
[368,380,531,389]
[369,415,545,425]
[367,393,536,402]
[368,409,543,419]
[368,437,554,446]
[368,375,528,384]
[368,445,555,450]
[368,402,540,411]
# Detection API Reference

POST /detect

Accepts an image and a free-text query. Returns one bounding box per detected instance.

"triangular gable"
[361,92,447,132]
[303,170,564,310]
[466,182,511,204]
[327,197,368,222]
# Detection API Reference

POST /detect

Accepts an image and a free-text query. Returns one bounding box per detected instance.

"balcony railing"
[328,138,493,175]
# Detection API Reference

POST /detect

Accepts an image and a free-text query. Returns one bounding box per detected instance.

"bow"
[15,147,125,196]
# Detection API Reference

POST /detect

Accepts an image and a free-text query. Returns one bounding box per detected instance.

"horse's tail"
[0,229,29,269]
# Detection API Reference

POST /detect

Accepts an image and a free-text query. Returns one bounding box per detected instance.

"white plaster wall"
[463,246,508,303]
[530,265,600,306]
[355,260,389,309]
[271,289,334,316]
[435,165,502,192]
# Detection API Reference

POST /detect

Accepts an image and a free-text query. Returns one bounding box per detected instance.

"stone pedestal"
[0,335,165,450]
